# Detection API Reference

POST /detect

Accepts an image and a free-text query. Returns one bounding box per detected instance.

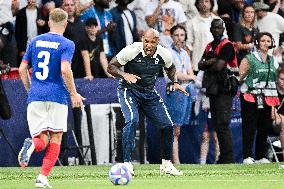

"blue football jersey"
[22,32,75,105]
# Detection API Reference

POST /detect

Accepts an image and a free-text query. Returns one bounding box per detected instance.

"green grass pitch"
[1,164,284,189]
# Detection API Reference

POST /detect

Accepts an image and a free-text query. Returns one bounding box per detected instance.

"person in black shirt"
[62,0,87,165]
[233,4,259,65]
[198,19,237,164]
[108,28,187,176]
[80,18,113,79]
[62,0,86,78]
[272,64,284,162]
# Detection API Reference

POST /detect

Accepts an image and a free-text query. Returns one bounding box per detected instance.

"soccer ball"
[109,163,132,185]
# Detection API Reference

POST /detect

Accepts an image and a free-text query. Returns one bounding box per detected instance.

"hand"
[207,58,216,65]
[106,21,117,32]
[272,47,283,56]
[174,83,189,96]
[70,93,85,109]
[37,19,45,27]
[167,82,189,96]
[84,75,94,81]
[190,75,196,81]
[246,43,254,50]
[122,73,141,84]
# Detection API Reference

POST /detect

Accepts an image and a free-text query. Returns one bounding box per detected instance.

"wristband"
[170,81,180,85]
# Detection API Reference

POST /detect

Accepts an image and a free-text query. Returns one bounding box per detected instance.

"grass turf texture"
[0,164,284,189]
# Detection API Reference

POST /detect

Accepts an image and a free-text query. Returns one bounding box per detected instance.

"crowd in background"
[1,0,284,165]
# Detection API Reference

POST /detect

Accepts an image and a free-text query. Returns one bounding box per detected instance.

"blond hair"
[49,8,68,26]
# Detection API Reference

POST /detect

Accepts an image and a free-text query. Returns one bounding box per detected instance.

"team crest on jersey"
[155,58,159,65]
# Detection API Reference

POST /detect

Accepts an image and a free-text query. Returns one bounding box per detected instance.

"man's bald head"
[142,28,160,57]
[144,28,160,39]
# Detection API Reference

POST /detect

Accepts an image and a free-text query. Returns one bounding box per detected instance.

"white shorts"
[27,101,68,137]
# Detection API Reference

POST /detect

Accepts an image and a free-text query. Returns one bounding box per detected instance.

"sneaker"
[124,162,134,176]
[255,158,270,164]
[243,157,255,164]
[279,165,284,169]
[18,138,34,167]
[160,159,183,176]
[35,174,52,188]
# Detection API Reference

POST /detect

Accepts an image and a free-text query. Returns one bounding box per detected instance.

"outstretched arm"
[165,64,189,96]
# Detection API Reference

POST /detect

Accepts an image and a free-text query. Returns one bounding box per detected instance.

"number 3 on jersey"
[36,51,50,80]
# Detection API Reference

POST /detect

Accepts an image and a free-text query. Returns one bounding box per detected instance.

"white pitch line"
[69,179,283,183]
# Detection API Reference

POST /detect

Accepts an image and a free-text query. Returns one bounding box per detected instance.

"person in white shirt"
[186,0,226,72]
[254,1,284,63]
[145,0,187,47]
[254,2,284,48]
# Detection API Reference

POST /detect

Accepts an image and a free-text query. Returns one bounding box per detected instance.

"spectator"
[278,0,284,18]
[42,0,62,7]
[254,1,284,48]
[233,4,259,65]
[109,0,139,56]
[165,25,196,164]
[75,0,93,15]
[239,32,279,164]
[198,19,238,164]
[80,18,113,79]
[264,0,282,13]
[217,0,234,40]
[0,0,18,67]
[177,0,199,20]
[231,0,245,24]
[62,0,87,165]
[145,0,187,46]
[186,0,226,72]
[62,0,86,78]
[128,0,150,38]
[19,0,42,9]
[80,0,117,60]
[15,0,45,66]
[159,13,175,49]
[271,63,284,162]
[41,0,56,33]
[194,71,220,164]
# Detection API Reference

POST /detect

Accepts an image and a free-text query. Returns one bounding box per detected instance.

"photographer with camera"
[239,32,279,164]
[198,19,238,164]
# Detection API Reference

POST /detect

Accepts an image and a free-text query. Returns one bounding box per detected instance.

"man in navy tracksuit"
[108,28,187,176]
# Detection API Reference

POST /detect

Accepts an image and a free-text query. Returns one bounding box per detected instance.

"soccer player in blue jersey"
[18,8,85,188]
[108,28,187,176]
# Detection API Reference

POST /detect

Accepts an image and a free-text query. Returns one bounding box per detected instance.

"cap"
[253,2,270,11]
